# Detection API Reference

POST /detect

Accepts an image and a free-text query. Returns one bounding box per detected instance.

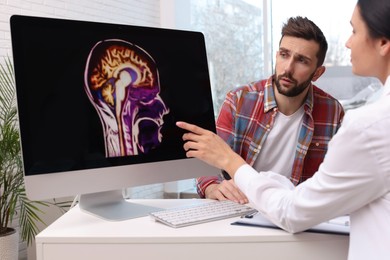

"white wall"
[0,1,161,259]
[0,0,161,59]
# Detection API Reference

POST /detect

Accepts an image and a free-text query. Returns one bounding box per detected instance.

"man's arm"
[196,176,221,198]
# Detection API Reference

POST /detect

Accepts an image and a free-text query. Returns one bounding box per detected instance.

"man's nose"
[283,57,294,73]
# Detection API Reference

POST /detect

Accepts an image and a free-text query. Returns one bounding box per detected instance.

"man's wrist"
[204,183,218,199]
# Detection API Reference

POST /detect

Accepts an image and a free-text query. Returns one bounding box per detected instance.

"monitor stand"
[78,189,162,221]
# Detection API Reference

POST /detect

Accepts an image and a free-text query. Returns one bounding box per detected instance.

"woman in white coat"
[176,0,390,259]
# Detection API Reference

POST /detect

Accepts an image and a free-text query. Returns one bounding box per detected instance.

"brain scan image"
[84,39,169,157]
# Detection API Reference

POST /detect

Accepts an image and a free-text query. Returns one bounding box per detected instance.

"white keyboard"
[149,200,257,228]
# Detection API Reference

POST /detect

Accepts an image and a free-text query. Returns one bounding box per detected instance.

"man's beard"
[274,72,315,97]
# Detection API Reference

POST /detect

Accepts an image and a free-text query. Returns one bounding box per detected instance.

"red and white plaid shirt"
[196,76,345,198]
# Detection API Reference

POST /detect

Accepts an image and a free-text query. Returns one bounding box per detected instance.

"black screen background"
[10,15,216,175]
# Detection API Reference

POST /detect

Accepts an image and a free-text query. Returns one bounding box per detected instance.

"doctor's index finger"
[176,121,206,135]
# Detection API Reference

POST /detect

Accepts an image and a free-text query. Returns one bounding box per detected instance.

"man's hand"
[204,180,248,204]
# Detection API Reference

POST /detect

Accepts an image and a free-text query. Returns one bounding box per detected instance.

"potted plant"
[0,56,67,258]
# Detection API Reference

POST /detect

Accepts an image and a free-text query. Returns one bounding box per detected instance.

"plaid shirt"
[196,76,345,198]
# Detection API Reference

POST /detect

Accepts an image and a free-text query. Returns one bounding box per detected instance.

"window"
[189,0,267,114]
[161,0,267,116]
[163,0,381,114]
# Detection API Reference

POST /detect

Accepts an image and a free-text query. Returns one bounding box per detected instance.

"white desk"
[36,199,349,260]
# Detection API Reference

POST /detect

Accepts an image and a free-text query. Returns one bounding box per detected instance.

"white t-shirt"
[252,106,304,178]
[235,75,390,260]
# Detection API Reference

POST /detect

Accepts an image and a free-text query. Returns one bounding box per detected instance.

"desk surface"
[36,199,349,260]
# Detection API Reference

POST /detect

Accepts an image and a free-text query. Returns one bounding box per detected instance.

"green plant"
[0,56,68,245]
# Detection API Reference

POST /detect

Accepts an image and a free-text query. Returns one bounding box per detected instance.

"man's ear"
[312,65,326,82]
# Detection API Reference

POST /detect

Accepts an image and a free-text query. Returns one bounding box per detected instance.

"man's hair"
[279,16,328,67]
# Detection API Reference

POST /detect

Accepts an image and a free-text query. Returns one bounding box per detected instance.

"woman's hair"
[280,16,328,67]
[358,0,390,39]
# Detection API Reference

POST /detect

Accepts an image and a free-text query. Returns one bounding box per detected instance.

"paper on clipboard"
[231,212,350,235]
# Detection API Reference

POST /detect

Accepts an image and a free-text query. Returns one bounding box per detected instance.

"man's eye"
[279,52,287,58]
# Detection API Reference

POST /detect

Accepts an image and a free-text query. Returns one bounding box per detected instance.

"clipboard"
[231,212,350,235]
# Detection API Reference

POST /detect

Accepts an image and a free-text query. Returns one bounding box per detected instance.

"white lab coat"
[235,76,390,260]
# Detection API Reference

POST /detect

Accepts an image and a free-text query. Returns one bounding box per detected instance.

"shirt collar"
[263,77,277,112]
[263,75,314,113]
[383,75,390,97]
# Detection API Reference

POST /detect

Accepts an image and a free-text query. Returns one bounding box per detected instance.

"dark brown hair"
[358,0,390,40]
[280,16,328,67]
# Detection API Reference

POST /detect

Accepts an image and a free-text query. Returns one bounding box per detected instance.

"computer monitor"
[10,15,219,220]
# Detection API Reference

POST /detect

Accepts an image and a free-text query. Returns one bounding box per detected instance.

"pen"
[242,211,258,218]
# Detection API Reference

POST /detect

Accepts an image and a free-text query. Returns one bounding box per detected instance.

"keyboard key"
[150,200,257,228]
